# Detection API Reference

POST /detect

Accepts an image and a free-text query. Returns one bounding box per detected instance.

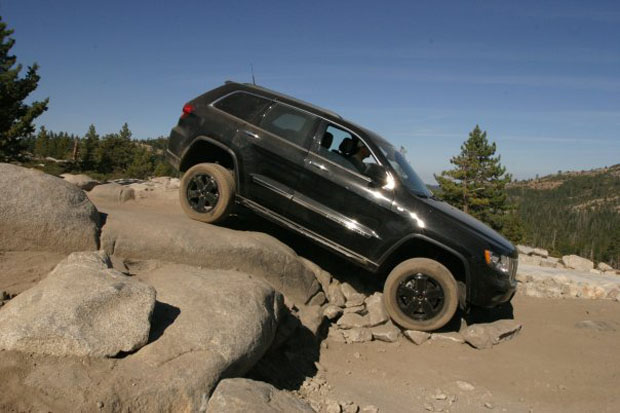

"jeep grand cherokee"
[166,81,518,331]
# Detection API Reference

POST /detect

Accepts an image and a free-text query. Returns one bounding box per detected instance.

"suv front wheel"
[179,163,235,224]
[383,258,458,331]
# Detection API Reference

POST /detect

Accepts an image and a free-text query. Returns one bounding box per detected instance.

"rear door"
[232,100,320,216]
[288,122,395,261]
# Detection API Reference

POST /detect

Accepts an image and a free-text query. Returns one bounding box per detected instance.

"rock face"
[60,173,100,190]
[206,378,314,413]
[0,164,100,253]
[103,264,284,411]
[0,251,155,357]
[100,209,320,306]
[461,320,522,349]
[89,182,135,203]
[561,255,594,272]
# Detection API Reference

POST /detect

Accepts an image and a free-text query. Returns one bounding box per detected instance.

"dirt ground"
[1,194,618,412]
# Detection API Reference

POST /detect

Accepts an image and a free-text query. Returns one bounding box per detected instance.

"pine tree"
[80,124,99,171]
[126,147,154,179]
[33,126,50,157]
[0,16,49,161]
[435,125,523,240]
[95,123,136,174]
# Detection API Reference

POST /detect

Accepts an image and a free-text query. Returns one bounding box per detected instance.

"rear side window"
[213,92,272,124]
[260,103,318,147]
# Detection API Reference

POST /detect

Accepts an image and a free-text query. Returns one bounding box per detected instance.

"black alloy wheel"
[187,174,219,213]
[396,273,445,321]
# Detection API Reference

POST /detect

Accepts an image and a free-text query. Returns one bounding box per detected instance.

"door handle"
[242,129,260,139]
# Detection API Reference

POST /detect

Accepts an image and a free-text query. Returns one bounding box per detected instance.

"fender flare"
[180,136,241,190]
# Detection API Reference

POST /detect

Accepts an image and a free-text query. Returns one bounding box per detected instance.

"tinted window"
[315,125,379,176]
[213,92,271,124]
[260,103,318,147]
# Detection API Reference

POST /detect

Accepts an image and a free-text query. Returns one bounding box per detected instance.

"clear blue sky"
[2,0,619,182]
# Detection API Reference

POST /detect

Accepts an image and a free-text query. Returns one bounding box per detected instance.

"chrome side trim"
[237,196,378,269]
[291,194,381,240]
[251,175,293,199]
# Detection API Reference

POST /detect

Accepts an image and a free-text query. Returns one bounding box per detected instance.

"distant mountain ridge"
[508,164,620,267]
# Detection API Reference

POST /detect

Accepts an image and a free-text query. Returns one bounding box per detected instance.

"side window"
[213,92,272,125]
[260,103,318,147]
[316,125,378,176]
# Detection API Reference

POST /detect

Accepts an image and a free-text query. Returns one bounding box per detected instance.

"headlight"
[484,250,511,273]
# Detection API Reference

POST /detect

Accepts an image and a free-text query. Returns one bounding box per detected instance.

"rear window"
[213,92,272,124]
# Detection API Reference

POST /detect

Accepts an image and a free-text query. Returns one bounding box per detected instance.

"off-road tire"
[179,163,235,224]
[383,258,458,331]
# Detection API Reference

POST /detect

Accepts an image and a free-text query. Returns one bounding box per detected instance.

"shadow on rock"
[245,307,329,391]
[147,300,181,344]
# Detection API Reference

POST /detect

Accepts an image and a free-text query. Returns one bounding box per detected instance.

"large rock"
[461,320,522,349]
[101,264,284,411]
[0,251,155,357]
[561,255,594,272]
[60,173,100,190]
[365,292,389,326]
[89,182,135,203]
[0,164,100,253]
[100,209,320,305]
[598,262,614,272]
[206,378,314,413]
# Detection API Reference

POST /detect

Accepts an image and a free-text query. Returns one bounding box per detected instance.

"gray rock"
[326,400,342,413]
[327,326,347,343]
[89,182,135,203]
[327,282,346,307]
[430,332,465,344]
[462,320,522,349]
[404,330,431,345]
[298,305,325,336]
[343,327,373,343]
[337,313,371,329]
[340,282,359,300]
[0,164,100,253]
[324,304,344,320]
[60,173,100,191]
[308,291,327,307]
[342,402,360,413]
[561,255,594,272]
[206,378,314,412]
[597,262,614,272]
[341,282,366,307]
[371,322,401,342]
[301,257,332,293]
[345,294,366,307]
[343,304,366,314]
[0,251,155,357]
[100,208,319,306]
[531,248,549,258]
[361,405,379,413]
[516,245,534,255]
[105,264,284,412]
[456,380,475,391]
[519,255,541,266]
[365,292,389,326]
[539,258,557,268]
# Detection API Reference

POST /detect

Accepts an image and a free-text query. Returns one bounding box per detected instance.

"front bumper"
[469,258,518,308]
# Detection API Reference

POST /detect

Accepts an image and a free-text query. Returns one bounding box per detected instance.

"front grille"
[508,257,518,282]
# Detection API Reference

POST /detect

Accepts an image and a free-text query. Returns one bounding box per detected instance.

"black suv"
[166,81,518,331]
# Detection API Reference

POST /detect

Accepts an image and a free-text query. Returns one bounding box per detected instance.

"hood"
[422,197,515,254]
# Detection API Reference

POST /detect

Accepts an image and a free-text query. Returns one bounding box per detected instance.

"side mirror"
[365,164,387,186]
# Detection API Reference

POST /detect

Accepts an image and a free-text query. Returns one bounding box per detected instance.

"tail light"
[181,103,194,119]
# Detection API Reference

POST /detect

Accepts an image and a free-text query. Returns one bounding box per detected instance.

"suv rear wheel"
[179,163,235,224]
[383,258,458,331]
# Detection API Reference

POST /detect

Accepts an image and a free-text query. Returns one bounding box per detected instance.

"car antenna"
[250,63,256,86]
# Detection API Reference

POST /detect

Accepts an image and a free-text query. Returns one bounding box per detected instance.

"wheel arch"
[179,136,240,189]
[378,235,471,307]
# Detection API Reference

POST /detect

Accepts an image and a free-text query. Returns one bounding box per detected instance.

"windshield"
[373,136,432,197]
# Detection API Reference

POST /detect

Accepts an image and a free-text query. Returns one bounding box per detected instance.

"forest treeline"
[21,123,176,180]
[508,166,620,268]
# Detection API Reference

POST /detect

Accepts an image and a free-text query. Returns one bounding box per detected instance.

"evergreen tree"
[80,124,99,170]
[95,123,136,173]
[33,126,50,157]
[126,147,154,179]
[0,16,49,161]
[435,125,523,240]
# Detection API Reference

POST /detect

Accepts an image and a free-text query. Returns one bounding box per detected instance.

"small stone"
[343,304,366,314]
[326,400,342,413]
[324,305,344,320]
[365,292,389,326]
[0,290,8,301]
[434,392,447,400]
[430,332,465,344]
[361,405,379,413]
[484,402,494,409]
[97,401,104,409]
[456,380,475,391]
[337,313,371,329]
[308,291,327,306]
[597,262,613,272]
[404,330,431,345]
[354,351,362,359]
[327,283,346,307]
[314,361,327,371]
[342,402,359,413]
[328,327,347,343]
[345,294,366,307]
[321,341,329,350]
[371,322,401,342]
[340,282,360,300]
[343,327,373,343]
[424,402,434,411]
